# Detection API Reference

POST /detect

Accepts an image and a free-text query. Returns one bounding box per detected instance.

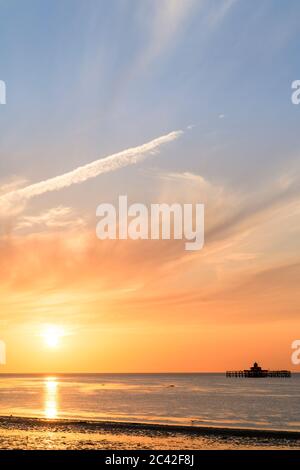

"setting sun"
[42,326,64,348]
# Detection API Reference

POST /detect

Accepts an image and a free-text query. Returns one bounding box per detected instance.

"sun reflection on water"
[44,377,58,419]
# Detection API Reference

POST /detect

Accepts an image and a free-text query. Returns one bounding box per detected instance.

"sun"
[42,326,64,348]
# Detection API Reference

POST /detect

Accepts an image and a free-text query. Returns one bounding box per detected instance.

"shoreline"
[1,415,300,440]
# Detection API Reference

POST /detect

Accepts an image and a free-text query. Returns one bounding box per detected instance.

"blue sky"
[1,0,300,192]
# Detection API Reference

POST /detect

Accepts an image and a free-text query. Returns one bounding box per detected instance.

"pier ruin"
[226,362,291,378]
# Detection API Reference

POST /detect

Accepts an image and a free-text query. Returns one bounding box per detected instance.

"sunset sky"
[0,0,300,372]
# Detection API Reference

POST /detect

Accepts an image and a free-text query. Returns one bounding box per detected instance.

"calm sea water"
[0,373,299,431]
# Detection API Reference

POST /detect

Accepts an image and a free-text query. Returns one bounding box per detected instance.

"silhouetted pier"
[226,362,291,378]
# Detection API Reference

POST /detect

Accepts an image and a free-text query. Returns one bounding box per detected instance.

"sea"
[0,373,299,449]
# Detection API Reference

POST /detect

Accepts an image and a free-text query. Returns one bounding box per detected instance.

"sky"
[0,0,300,372]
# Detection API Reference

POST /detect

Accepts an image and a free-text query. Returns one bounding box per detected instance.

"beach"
[0,373,299,449]
[1,416,300,450]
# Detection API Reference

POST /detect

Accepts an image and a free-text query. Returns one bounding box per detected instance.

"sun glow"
[42,325,64,348]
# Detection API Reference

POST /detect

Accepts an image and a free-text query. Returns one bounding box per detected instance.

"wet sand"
[0,416,300,450]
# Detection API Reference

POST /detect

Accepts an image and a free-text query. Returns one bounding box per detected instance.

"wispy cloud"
[205,0,237,29]
[137,0,199,68]
[0,176,29,196]
[16,206,86,231]
[0,129,183,213]
[135,0,236,71]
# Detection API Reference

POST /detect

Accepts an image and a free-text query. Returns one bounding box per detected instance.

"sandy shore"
[0,416,300,450]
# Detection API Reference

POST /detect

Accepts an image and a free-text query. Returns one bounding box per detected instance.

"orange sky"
[1,167,300,372]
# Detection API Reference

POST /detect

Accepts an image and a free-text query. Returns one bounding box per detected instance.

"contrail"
[0,129,183,210]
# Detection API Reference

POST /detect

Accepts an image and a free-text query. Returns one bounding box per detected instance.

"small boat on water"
[226,362,291,378]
